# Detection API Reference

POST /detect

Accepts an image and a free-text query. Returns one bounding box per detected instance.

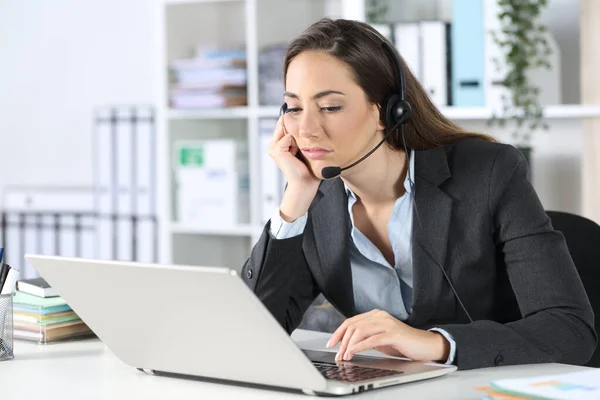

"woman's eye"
[321,106,342,112]
[285,107,301,114]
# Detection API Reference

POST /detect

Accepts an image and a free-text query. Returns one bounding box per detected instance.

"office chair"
[547,210,600,368]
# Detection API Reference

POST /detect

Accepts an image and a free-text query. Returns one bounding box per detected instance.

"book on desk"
[12,284,95,344]
[17,277,58,298]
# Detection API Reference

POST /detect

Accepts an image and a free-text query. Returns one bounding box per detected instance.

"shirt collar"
[344,150,415,200]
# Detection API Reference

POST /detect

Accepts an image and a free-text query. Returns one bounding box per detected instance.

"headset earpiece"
[381,95,412,128]
[395,100,412,124]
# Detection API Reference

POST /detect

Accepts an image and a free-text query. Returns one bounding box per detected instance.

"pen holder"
[0,293,14,361]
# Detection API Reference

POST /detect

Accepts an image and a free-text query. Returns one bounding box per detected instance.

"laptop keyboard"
[313,362,403,383]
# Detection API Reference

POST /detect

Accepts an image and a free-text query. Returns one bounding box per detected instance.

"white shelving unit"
[156,0,600,270]
[156,0,357,269]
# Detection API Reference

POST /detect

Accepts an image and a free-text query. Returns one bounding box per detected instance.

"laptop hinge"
[140,368,155,375]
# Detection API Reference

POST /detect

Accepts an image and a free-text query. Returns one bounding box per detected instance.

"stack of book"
[169,48,247,109]
[12,278,94,344]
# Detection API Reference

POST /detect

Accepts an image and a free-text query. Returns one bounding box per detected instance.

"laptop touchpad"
[303,349,383,364]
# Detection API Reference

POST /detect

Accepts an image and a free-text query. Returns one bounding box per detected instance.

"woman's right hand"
[268,115,321,222]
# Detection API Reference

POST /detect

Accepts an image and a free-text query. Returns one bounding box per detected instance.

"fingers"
[269,116,296,159]
[336,325,356,362]
[342,324,385,361]
[327,311,376,349]
[328,310,403,362]
[270,115,286,147]
[336,322,385,362]
[276,132,295,153]
[347,333,397,359]
[289,134,299,157]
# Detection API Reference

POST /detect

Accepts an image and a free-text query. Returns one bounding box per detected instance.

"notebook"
[17,277,58,298]
[13,291,66,307]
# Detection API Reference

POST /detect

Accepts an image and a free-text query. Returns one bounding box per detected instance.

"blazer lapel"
[407,146,453,327]
[304,179,356,318]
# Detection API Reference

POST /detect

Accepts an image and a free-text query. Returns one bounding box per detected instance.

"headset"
[279,32,474,324]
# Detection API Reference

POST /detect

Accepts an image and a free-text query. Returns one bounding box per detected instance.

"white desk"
[0,330,591,399]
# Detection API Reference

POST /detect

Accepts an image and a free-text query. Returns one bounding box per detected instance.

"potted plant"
[488,0,553,166]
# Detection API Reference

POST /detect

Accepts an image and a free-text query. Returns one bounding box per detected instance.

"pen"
[0,267,17,295]
[0,247,4,264]
[0,263,9,292]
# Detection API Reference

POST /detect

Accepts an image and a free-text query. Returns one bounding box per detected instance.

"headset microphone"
[320,114,408,179]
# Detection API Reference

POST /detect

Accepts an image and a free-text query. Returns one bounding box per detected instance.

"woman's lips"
[301,148,332,159]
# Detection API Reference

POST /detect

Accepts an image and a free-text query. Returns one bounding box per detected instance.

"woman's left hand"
[326,309,450,363]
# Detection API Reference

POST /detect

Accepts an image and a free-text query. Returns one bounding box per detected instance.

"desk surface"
[0,330,591,399]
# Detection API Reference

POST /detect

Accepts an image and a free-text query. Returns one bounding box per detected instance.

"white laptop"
[24,254,456,396]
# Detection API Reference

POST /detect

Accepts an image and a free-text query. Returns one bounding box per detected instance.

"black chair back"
[548,210,600,367]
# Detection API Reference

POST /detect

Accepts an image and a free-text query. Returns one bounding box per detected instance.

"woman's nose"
[298,110,321,139]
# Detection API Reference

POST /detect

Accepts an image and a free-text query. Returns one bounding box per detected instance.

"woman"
[241,18,596,370]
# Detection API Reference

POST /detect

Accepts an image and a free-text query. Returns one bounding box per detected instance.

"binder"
[57,215,76,258]
[175,139,249,227]
[451,0,485,106]
[134,108,155,217]
[420,21,450,106]
[483,0,508,110]
[94,108,115,215]
[393,23,421,81]
[115,108,134,261]
[79,214,97,261]
[93,106,158,262]
[39,214,56,257]
[133,107,156,263]
[94,108,116,260]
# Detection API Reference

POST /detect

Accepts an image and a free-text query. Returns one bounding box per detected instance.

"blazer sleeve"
[436,145,597,370]
[241,221,320,334]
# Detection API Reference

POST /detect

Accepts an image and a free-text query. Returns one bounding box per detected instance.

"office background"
[0,0,599,277]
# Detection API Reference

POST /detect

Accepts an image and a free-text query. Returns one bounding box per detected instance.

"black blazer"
[241,138,597,370]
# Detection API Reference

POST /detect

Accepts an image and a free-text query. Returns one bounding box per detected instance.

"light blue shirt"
[269,151,456,365]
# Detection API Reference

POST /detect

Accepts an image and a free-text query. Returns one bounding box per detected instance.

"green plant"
[488,0,552,147]
[366,0,388,24]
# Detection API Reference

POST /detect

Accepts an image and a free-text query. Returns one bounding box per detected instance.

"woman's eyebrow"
[284,90,346,100]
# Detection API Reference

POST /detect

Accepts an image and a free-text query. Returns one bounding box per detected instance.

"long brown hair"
[283,18,496,150]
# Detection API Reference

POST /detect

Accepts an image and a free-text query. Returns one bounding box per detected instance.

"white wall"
[541,0,580,104]
[0,0,157,201]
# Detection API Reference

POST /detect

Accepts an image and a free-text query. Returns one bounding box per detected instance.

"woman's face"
[283,50,384,179]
